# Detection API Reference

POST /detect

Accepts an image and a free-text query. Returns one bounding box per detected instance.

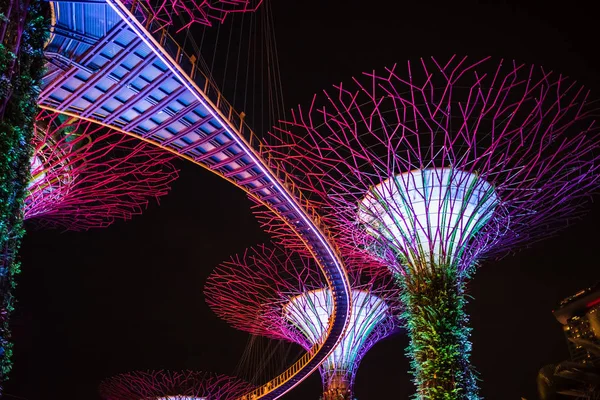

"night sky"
[5,0,600,399]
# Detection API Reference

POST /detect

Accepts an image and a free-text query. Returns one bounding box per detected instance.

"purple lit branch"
[126,0,263,32]
[24,111,178,231]
[263,56,600,277]
[257,56,600,398]
[99,370,253,400]
[204,244,400,395]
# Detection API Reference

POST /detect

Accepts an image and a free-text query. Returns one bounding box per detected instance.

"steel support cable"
[262,1,284,128]
[258,9,264,138]
[208,17,221,82]
[235,336,302,386]
[219,12,235,94]
[267,2,286,126]
[242,10,255,113]
[175,8,216,90]
[231,8,245,107]
[43,1,352,399]
[259,6,272,132]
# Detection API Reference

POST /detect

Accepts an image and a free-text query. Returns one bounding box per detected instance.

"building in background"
[259,56,600,398]
[537,284,600,399]
[554,283,600,364]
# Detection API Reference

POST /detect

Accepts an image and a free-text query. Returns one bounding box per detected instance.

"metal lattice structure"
[24,111,178,230]
[124,0,263,32]
[41,1,352,398]
[99,370,253,400]
[205,244,401,400]
[259,56,600,398]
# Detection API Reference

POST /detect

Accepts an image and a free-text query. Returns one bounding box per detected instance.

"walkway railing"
[124,0,332,240]
[98,1,351,399]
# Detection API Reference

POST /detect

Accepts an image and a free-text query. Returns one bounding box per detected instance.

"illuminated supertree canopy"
[128,0,263,33]
[204,244,401,400]
[261,56,600,399]
[24,111,178,231]
[99,370,253,400]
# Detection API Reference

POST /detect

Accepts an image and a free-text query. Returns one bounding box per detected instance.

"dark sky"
[5,0,600,399]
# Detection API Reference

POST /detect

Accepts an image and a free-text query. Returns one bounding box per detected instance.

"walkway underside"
[40,1,351,398]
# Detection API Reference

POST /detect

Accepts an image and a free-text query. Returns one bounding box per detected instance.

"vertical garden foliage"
[0,0,48,391]
[400,270,479,400]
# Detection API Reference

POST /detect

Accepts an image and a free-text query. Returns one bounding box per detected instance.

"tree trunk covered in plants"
[322,372,353,400]
[0,0,48,391]
[400,270,479,400]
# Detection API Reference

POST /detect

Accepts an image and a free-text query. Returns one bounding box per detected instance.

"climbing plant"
[0,0,48,391]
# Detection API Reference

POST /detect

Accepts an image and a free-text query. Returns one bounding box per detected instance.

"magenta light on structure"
[24,111,178,231]
[259,56,600,398]
[125,0,263,32]
[99,370,253,400]
[204,244,401,400]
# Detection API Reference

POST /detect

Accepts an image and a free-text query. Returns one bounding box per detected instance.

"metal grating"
[40,1,352,399]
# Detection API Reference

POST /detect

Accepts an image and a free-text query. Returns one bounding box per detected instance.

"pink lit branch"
[204,244,400,398]
[205,243,398,343]
[249,195,383,277]
[257,56,600,398]
[24,111,178,231]
[99,370,253,400]
[127,0,263,32]
[263,56,600,274]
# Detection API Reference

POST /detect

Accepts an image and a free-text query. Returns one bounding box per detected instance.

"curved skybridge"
[40,1,352,399]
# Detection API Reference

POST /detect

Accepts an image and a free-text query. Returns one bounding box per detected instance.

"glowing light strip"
[99,2,352,397]
[105,0,341,280]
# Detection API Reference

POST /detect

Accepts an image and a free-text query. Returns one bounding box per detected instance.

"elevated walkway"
[40,1,351,398]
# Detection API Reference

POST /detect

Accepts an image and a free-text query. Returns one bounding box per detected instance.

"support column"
[401,270,479,400]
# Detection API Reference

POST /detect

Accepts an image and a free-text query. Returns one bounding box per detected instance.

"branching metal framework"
[260,56,600,398]
[124,0,263,32]
[41,1,352,398]
[99,370,253,400]
[205,244,400,400]
[24,111,178,230]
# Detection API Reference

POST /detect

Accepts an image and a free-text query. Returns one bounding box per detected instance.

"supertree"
[99,370,253,400]
[127,0,263,33]
[24,111,178,231]
[204,244,401,400]
[259,56,600,399]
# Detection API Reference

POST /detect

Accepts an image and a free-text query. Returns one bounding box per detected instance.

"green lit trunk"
[400,270,478,400]
[0,0,48,391]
